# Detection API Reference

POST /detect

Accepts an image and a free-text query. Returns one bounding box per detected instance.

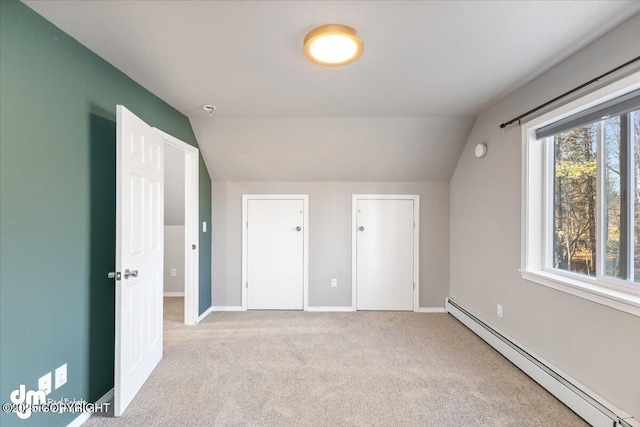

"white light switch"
[171,268,177,277]
[202,222,207,232]
[497,304,503,318]
[331,278,338,288]
[39,372,52,395]
[55,364,67,389]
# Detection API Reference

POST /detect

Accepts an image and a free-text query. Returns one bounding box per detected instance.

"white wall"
[164,144,185,293]
[164,225,185,293]
[450,14,640,418]
[212,181,449,308]
[165,144,185,225]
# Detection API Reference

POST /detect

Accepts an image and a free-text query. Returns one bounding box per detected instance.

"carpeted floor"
[85,297,587,426]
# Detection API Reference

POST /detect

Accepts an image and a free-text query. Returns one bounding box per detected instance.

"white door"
[247,199,304,310]
[114,105,164,416]
[355,198,416,311]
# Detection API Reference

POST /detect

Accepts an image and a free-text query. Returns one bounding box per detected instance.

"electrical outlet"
[497,304,503,318]
[55,364,67,389]
[331,278,338,288]
[171,268,177,277]
[38,372,52,395]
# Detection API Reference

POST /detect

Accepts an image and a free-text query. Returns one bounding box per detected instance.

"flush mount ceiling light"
[303,24,363,67]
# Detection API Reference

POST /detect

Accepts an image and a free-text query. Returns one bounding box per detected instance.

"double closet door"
[242,195,418,312]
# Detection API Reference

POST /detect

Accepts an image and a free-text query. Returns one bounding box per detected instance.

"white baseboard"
[304,307,444,313]
[196,307,214,323]
[415,307,445,313]
[445,298,637,427]
[211,306,244,312]
[67,388,113,427]
[163,292,185,297]
[306,306,355,312]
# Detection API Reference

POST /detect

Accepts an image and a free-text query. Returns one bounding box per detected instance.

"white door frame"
[242,194,309,311]
[351,194,420,312]
[155,128,200,325]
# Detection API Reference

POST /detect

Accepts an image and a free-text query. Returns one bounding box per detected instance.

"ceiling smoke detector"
[201,104,216,117]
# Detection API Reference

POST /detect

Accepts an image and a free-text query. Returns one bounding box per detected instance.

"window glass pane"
[604,116,624,279]
[553,124,597,276]
[633,110,640,282]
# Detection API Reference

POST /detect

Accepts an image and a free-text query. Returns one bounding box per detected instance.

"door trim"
[351,194,420,312]
[241,194,309,311]
[155,128,200,326]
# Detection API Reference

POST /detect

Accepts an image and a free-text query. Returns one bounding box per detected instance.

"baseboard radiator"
[445,298,637,427]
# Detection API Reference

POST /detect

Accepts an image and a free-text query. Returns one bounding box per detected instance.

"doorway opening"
[114,106,201,416]
[157,129,200,325]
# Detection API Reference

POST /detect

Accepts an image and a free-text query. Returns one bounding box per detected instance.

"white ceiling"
[23,1,640,181]
[191,117,475,181]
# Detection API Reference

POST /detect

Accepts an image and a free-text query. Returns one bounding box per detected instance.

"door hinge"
[108,271,121,281]
[246,282,248,288]
[246,221,248,229]
[413,221,415,229]
[413,282,415,289]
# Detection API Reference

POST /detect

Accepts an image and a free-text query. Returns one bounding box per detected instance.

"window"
[550,111,640,281]
[522,74,640,316]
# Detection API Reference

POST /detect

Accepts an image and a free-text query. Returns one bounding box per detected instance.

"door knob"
[359,226,365,232]
[296,226,302,231]
[124,269,138,279]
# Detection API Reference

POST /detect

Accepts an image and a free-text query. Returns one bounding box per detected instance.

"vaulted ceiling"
[24,1,640,181]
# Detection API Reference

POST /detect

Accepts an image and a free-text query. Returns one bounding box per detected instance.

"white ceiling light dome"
[303,24,363,67]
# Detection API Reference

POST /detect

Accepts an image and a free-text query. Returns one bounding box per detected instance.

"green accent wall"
[199,156,213,315]
[0,2,212,425]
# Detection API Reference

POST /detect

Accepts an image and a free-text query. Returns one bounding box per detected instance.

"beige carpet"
[85,297,587,426]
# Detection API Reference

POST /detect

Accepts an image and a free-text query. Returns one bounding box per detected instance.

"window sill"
[521,270,640,317]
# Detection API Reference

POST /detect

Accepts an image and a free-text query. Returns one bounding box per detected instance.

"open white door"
[114,105,164,416]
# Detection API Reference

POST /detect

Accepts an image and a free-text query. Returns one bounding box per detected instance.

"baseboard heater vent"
[445,298,637,427]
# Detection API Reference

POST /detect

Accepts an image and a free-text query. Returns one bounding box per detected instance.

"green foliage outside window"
[553,110,640,282]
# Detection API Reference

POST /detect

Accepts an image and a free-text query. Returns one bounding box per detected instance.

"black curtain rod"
[499,55,640,129]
